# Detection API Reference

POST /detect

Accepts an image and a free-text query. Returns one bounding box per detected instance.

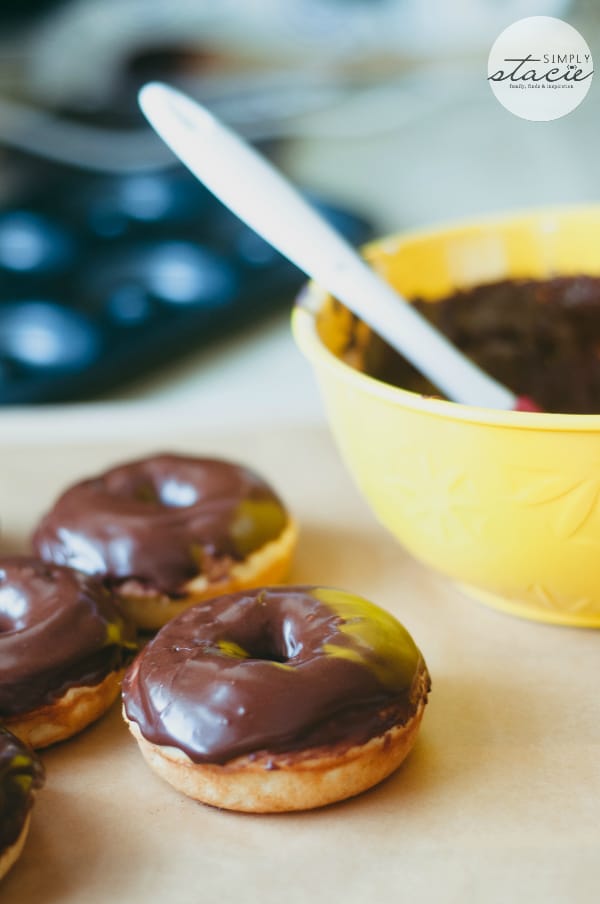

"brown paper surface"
[2,425,599,903]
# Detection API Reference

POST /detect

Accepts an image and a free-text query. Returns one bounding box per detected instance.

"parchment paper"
[2,425,599,904]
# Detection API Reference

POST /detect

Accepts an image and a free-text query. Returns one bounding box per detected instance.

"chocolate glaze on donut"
[122,586,429,764]
[33,455,288,596]
[0,728,44,852]
[0,557,136,717]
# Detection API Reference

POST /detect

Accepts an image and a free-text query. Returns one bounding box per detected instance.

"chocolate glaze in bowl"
[293,206,600,627]
[337,275,600,415]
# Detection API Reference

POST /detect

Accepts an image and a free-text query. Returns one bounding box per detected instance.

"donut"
[0,728,45,880]
[0,556,136,749]
[33,454,297,631]
[122,586,430,812]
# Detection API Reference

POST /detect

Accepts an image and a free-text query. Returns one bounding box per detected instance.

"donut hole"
[103,463,200,508]
[131,481,160,504]
[220,632,290,664]
[226,615,302,664]
[245,635,289,664]
[127,477,198,508]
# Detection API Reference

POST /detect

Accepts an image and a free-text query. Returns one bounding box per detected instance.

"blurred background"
[0,0,598,430]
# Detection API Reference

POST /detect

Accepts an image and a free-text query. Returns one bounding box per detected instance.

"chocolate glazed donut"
[0,556,136,749]
[122,586,430,812]
[33,454,298,631]
[0,728,44,880]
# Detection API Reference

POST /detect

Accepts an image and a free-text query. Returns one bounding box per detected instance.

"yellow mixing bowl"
[292,205,600,627]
